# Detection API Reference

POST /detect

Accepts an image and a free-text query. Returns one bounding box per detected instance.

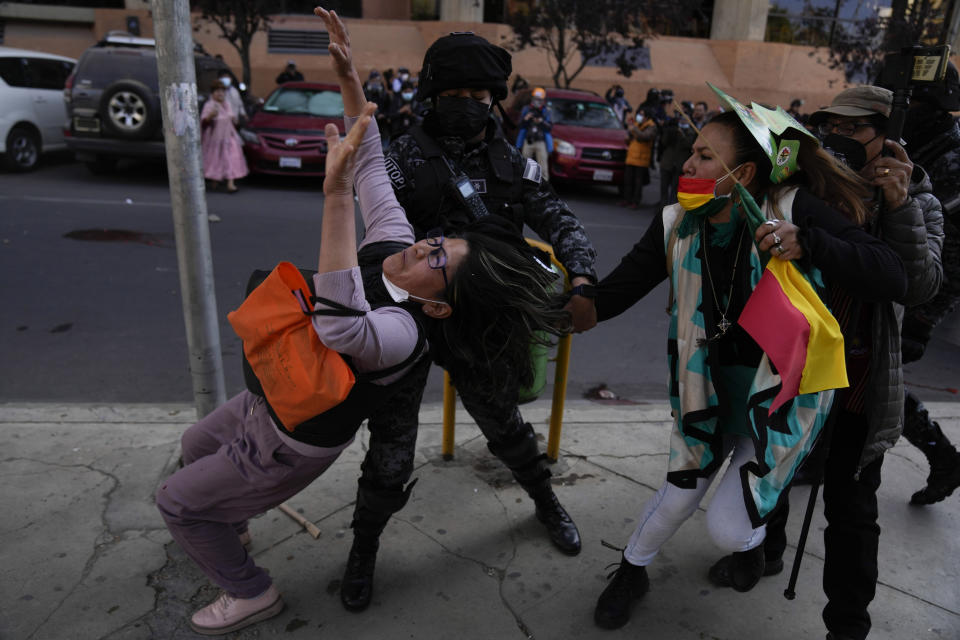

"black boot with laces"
[531,488,582,555]
[594,549,649,629]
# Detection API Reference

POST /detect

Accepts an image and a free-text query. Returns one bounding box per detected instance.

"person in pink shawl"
[201,81,248,193]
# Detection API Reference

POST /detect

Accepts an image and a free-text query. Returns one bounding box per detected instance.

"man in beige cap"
[808,85,895,175]
[707,84,945,640]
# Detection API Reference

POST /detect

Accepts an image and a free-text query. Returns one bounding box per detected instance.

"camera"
[878,44,951,144]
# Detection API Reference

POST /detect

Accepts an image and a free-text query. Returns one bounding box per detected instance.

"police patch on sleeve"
[522,158,542,184]
[384,156,407,191]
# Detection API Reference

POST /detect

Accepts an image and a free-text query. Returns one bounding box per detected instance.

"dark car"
[64,31,233,173]
[507,88,628,187]
[239,82,344,176]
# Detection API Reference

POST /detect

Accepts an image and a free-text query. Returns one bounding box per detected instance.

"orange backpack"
[227,261,363,432]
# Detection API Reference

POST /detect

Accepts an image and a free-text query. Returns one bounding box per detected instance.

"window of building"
[766,0,894,47]
[268,29,331,54]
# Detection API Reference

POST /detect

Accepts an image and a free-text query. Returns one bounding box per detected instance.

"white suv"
[0,46,76,171]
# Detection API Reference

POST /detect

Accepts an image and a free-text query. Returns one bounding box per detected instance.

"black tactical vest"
[401,124,527,235]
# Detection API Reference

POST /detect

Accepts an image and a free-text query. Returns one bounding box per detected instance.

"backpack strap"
[358,321,427,382]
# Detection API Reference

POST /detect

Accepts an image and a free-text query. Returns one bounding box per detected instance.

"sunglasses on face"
[817,121,875,137]
[425,227,448,289]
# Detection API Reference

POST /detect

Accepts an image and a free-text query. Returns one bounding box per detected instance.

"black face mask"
[821,133,876,172]
[425,96,491,139]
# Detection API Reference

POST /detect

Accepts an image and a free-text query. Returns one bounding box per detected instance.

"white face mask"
[401,92,415,101]
[219,77,231,88]
[382,274,447,306]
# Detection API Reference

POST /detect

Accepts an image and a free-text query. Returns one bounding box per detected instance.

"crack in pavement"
[392,487,537,640]
[18,459,118,640]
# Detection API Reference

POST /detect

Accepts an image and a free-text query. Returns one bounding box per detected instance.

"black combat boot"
[341,534,379,612]
[489,425,581,555]
[594,554,649,629]
[707,549,783,588]
[904,393,960,505]
[340,478,416,612]
[528,482,581,555]
[727,544,766,592]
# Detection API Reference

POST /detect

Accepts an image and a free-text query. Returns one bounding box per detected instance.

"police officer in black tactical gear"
[897,61,960,506]
[339,31,599,613]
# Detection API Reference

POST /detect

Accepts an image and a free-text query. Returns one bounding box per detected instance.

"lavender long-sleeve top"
[308,116,421,385]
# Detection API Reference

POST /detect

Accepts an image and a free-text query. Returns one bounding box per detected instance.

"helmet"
[416,32,512,102]
[532,87,546,100]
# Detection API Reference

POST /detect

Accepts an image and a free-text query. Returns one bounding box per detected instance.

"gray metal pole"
[151,0,227,418]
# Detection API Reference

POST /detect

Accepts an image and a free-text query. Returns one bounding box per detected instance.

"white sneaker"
[189,584,284,635]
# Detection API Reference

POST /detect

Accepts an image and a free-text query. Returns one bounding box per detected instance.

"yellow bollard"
[442,371,456,460]
[547,333,572,462]
[439,238,573,463]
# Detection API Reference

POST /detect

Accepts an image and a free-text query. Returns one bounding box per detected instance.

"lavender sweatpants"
[156,391,350,598]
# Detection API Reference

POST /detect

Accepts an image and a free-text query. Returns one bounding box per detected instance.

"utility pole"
[151,0,227,418]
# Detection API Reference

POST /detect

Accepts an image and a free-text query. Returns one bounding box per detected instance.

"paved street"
[2,157,959,406]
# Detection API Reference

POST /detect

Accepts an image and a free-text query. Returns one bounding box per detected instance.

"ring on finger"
[772,232,782,244]
[776,244,786,255]
[763,220,778,227]
[880,167,891,176]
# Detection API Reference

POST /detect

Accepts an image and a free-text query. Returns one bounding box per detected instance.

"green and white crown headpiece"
[707,82,816,184]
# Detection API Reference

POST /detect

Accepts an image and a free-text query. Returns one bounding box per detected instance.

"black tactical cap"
[416,32,512,102]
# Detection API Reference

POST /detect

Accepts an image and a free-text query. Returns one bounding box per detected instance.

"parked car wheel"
[4,125,40,171]
[84,154,118,175]
[100,81,158,140]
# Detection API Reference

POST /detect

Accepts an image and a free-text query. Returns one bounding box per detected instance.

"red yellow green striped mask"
[676,164,743,215]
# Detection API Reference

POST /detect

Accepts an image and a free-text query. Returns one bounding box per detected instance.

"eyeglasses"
[425,228,448,289]
[817,121,875,137]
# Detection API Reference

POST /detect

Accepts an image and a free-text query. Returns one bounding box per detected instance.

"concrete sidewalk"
[1,400,957,640]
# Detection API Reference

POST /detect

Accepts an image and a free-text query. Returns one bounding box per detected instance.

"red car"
[240,82,343,176]
[507,87,628,187]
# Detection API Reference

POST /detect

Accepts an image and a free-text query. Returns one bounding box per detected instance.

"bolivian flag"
[735,185,848,413]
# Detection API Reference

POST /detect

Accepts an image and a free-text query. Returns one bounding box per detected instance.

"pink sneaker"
[189,584,284,635]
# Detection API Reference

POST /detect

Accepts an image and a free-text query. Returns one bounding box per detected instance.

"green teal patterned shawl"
[661,189,835,526]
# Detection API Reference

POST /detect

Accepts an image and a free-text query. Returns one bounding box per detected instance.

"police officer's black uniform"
[340,33,598,612]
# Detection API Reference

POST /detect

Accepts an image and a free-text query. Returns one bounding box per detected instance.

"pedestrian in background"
[216,68,247,126]
[275,59,304,84]
[386,80,424,141]
[200,81,247,193]
[516,86,553,181]
[606,84,632,124]
[894,62,960,506]
[619,107,656,208]
[656,108,697,207]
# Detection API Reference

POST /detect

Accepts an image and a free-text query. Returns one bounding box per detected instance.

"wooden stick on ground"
[277,502,321,539]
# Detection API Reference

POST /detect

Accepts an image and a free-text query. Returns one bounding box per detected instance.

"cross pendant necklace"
[717,315,732,334]
[698,221,747,348]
